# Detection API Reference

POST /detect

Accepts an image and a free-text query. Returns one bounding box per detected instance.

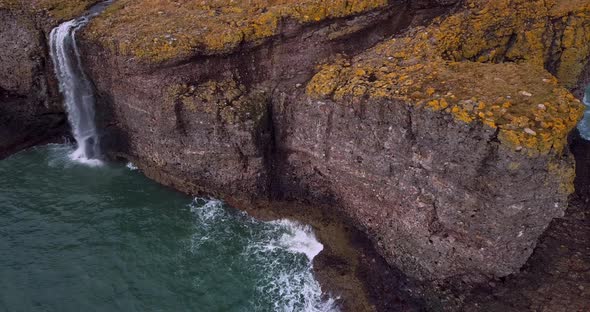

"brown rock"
[0,9,65,158]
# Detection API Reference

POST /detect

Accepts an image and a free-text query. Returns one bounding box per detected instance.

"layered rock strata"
[80,0,443,198]
[77,0,589,284]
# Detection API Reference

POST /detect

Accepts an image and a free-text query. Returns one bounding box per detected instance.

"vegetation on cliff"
[85,0,388,62]
[307,0,589,156]
[0,0,97,21]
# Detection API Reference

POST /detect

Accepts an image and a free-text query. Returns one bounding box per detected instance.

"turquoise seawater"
[0,145,336,312]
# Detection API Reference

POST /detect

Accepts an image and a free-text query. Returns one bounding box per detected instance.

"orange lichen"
[307,0,588,156]
[85,0,388,63]
[435,0,590,88]
[548,160,577,195]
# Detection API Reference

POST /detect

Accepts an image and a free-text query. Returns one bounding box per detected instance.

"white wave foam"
[44,144,103,167]
[261,221,336,311]
[187,198,338,312]
[68,148,103,167]
[190,198,225,222]
[268,220,324,262]
[126,162,138,170]
[265,271,338,312]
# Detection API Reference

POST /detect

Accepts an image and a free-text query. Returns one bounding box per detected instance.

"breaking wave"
[189,198,338,312]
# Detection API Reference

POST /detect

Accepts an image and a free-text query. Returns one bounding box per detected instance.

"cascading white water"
[49,2,111,164]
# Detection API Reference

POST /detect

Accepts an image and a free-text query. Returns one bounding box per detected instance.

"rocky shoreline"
[1,0,589,310]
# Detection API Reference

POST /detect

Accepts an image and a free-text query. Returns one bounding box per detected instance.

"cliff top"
[0,0,97,21]
[307,0,589,155]
[84,0,389,63]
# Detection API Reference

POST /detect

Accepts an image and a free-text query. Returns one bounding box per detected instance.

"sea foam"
[188,198,339,312]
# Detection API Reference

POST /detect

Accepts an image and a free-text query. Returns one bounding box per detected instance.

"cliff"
[0,0,98,21]
[297,0,588,283]
[0,0,588,309]
[85,0,392,62]
[0,1,71,158]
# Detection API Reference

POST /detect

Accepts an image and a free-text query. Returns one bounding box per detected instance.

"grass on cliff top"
[85,0,388,63]
[0,0,97,20]
[307,0,589,156]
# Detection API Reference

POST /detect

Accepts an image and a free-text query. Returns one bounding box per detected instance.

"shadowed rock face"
[572,62,590,201]
[0,9,65,158]
[571,131,590,200]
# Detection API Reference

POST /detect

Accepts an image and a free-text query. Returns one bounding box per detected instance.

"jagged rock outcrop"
[74,0,589,287]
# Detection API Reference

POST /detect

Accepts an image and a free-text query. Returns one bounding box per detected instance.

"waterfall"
[49,2,111,164]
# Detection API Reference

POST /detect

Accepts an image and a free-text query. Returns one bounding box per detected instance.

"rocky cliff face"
[0,0,101,157]
[73,0,590,287]
[0,7,59,158]
[1,0,588,300]
[80,0,446,199]
[299,0,588,282]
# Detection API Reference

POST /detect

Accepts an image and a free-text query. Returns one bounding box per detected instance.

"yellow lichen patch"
[548,160,577,195]
[1,0,97,20]
[307,0,588,156]
[433,0,590,88]
[85,0,388,63]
